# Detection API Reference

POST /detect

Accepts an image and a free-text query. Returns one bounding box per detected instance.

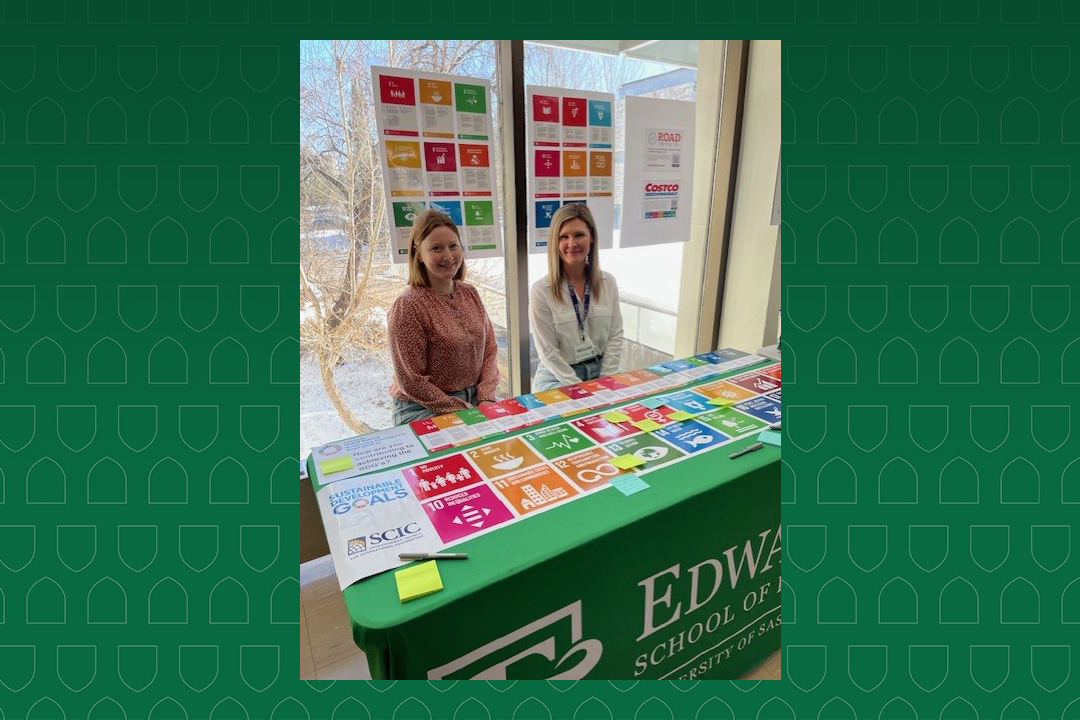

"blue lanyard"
[567,278,590,341]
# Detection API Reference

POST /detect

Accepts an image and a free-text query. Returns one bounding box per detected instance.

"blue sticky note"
[610,474,650,496]
[641,396,667,409]
[758,430,782,447]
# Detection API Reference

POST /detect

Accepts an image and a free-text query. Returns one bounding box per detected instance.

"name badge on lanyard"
[569,279,598,362]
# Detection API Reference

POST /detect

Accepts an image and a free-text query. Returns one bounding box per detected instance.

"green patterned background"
[2,0,1078,716]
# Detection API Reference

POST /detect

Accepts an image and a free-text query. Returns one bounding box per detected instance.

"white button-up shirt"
[529,271,624,385]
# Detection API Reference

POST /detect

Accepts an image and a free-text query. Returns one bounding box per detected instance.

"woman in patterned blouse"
[387,210,500,425]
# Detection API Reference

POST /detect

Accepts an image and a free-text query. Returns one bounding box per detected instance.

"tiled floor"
[300,556,781,682]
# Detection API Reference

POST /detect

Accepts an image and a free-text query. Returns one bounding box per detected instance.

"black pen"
[399,553,468,560]
[729,442,764,459]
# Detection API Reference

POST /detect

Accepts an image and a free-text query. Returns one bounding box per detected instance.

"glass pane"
[523,41,702,382]
[299,40,507,457]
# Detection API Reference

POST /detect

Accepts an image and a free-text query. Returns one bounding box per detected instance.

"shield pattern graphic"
[848,46,887,92]
[848,525,887,572]
[970,45,1009,92]
[848,645,887,692]
[970,285,1010,332]
[240,525,280,573]
[969,405,1009,452]
[56,525,96,573]
[908,645,948,692]
[848,405,887,452]
[179,525,219,573]
[908,45,948,92]
[848,165,887,211]
[0,285,36,332]
[969,645,1009,692]
[240,405,280,452]
[908,285,948,332]
[56,285,97,332]
[909,165,948,212]
[787,285,827,332]
[908,525,948,573]
[117,285,158,333]
[240,645,279,692]
[970,525,1010,572]
[909,405,948,452]
[116,165,157,212]
[56,645,96,692]
[240,286,280,332]
[117,46,157,92]
[117,525,158,573]
[787,646,826,692]
[1030,645,1070,692]
[788,46,827,92]
[177,166,219,213]
[179,646,219,692]
[57,405,96,452]
[240,165,280,211]
[847,285,887,332]
[1030,285,1069,332]
[117,405,157,452]
[1030,525,1069,573]
[240,46,280,92]
[788,405,827,452]
[0,646,36,691]
[0,525,36,572]
[787,525,827,572]
[117,645,158,692]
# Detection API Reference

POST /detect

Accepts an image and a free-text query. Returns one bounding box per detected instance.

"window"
[522,41,707,382]
[299,41,508,456]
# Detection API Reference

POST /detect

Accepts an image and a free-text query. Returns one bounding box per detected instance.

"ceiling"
[530,40,700,68]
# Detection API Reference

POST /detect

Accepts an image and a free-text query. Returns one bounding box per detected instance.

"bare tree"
[300,40,498,435]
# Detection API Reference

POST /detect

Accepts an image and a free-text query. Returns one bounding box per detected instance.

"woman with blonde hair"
[529,203,624,391]
[387,209,500,425]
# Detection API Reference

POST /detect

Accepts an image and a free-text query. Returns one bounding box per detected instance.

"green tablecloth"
[307,358,780,680]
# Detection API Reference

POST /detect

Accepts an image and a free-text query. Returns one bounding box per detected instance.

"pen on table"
[729,442,764,459]
[399,553,468,560]
[769,422,781,430]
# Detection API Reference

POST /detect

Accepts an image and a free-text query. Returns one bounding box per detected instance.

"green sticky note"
[666,410,694,422]
[601,411,631,423]
[632,419,664,432]
[319,456,354,474]
[708,396,735,406]
[611,454,646,470]
[641,397,667,409]
[395,561,444,603]
[758,430,782,447]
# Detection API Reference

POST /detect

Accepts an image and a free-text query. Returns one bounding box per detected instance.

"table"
[307,353,781,680]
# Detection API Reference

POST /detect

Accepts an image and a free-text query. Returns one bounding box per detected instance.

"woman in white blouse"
[529,203,624,391]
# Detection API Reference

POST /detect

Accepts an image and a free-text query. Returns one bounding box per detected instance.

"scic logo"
[645,183,679,193]
[369,523,422,545]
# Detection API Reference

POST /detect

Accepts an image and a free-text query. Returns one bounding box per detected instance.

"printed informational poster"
[621,96,696,248]
[316,470,443,590]
[527,85,615,253]
[312,351,781,591]
[312,425,429,486]
[372,66,503,261]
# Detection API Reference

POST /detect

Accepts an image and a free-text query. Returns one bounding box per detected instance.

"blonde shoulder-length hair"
[546,203,601,303]
[407,209,466,287]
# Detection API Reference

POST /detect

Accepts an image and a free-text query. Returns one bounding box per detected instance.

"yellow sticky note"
[666,411,694,422]
[601,411,631,423]
[611,454,646,470]
[708,396,735,406]
[319,456,354,474]
[632,419,664,432]
[395,561,444,603]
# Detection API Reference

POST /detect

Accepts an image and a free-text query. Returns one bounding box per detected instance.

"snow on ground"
[300,352,395,458]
